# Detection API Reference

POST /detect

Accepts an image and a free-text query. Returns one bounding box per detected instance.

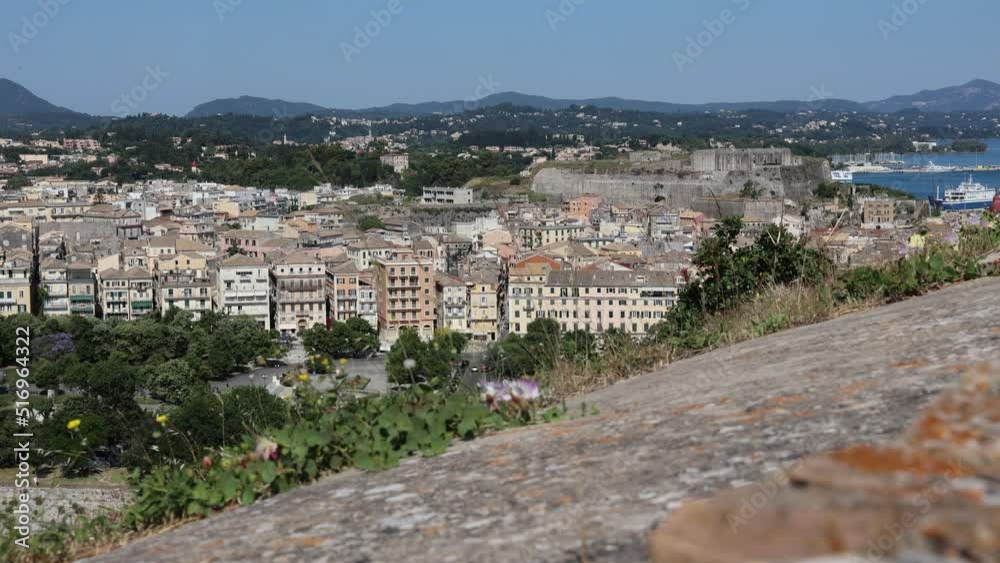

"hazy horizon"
[3,0,998,116]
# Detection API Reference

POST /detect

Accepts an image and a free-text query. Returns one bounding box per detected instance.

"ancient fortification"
[532,148,831,218]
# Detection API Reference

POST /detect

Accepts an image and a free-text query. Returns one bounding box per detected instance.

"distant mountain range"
[0,78,78,115]
[185,96,330,119]
[864,79,1000,113]
[4,78,1000,125]
[182,79,1000,118]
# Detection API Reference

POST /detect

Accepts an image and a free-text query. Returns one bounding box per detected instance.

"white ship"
[929,176,996,211]
[920,161,957,173]
[830,170,853,184]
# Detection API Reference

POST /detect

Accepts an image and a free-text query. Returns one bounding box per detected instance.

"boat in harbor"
[919,161,958,173]
[831,170,853,183]
[929,176,997,211]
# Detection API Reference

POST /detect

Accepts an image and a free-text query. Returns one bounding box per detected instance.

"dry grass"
[542,283,883,400]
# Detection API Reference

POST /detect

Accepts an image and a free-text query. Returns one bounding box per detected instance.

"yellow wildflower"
[66,419,81,431]
[339,358,348,365]
[156,414,169,426]
[297,373,310,382]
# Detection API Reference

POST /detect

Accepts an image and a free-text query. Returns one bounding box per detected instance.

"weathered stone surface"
[86,278,1000,563]
[649,368,999,563]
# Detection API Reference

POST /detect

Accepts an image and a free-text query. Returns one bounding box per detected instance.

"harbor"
[849,138,1000,201]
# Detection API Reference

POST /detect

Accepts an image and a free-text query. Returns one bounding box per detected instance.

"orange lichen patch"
[557,495,574,505]
[716,396,732,405]
[284,537,327,548]
[488,457,512,467]
[421,524,448,537]
[836,381,872,401]
[892,360,928,369]
[768,394,805,406]
[546,427,578,439]
[795,410,816,418]
[523,488,546,499]
[596,435,623,445]
[673,403,705,414]
[829,445,973,478]
[911,413,980,445]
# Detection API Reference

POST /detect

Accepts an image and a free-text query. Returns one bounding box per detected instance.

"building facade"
[216,254,271,330]
[0,250,33,316]
[270,252,326,337]
[98,268,155,321]
[527,270,678,337]
[372,249,436,348]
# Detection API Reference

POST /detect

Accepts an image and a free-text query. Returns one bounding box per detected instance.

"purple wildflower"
[509,379,541,402]
[478,379,511,410]
[35,332,76,359]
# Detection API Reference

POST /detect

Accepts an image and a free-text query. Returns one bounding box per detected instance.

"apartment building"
[435,274,468,333]
[372,249,435,348]
[41,255,98,316]
[862,198,895,229]
[156,269,213,320]
[323,260,379,331]
[0,250,33,316]
[270,252,326,337]
[346,236,398,270]
[507,256,561,335]
[563,195,602,221]
[516,223,587,250]
[529,270,678,337]
[98,268,155,321]
[422,187,473,205]
[215,254,271,330]
[467,269,501,343]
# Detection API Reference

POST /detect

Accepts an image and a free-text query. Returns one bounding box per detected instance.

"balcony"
[132,301,154,310]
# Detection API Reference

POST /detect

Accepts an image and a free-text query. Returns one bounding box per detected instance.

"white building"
[422,187,473,205]
[215,254,271,330]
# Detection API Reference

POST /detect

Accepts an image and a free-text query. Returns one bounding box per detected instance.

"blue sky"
[2,0,995,116]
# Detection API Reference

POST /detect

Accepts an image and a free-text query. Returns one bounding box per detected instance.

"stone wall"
[532,157,830,206]
[690,197,784,220]
[0,486,133,531]
[691,148,797,172]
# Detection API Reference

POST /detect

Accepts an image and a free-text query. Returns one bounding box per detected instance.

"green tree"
[4,173,31,190]
[357,215,385,231]
[385,329,462,386]
[145,359,207,405]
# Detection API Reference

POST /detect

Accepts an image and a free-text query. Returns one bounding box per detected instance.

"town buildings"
[98,268,156,321]
[379,153,409,174]
[215,254,271,330]
[372,249,436,348]
[0,250,33,316]
[422,187,474,205]
[270,252,326,336]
